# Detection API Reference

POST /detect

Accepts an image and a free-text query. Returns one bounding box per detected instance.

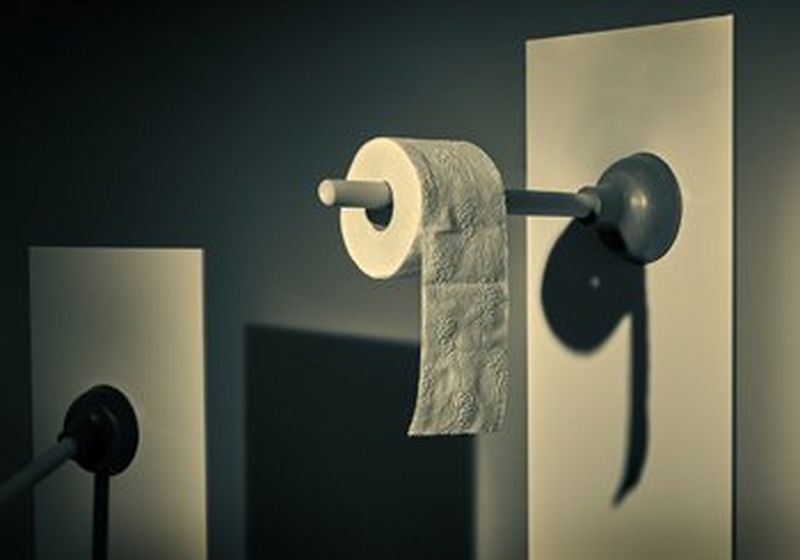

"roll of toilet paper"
[340,137,509,435]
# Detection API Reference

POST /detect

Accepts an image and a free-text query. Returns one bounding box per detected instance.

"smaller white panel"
[30,248,207,560]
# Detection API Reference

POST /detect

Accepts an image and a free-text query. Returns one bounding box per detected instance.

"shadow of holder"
[541,220,648,506]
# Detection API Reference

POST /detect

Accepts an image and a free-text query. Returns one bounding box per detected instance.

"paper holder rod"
[318,178,601,219]
[317,153,683,264]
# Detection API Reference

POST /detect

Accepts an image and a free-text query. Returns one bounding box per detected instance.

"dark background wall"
[5,1,799,559]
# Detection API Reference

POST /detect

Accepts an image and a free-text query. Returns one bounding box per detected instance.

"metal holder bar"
[504,189,599,218]
[0,438,77,506]
[317,152,683,264]
[317,178,599,218]
[93,473,110,560]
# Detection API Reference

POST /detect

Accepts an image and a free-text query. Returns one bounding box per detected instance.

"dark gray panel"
[245,327,472,559]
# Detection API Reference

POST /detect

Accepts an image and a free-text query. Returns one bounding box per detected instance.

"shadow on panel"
[541,221,649,506]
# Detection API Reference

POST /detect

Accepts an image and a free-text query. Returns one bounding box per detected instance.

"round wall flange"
[582,152,682,264]
[60,385,139,476]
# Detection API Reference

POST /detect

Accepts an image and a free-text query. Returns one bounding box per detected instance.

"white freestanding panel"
[30,248,207,560]
[527,17,732,559]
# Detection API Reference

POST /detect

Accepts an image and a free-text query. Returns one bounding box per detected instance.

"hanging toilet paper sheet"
[340,137,509,435]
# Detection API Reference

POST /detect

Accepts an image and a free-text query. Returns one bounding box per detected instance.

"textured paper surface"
[341,137,509,434]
